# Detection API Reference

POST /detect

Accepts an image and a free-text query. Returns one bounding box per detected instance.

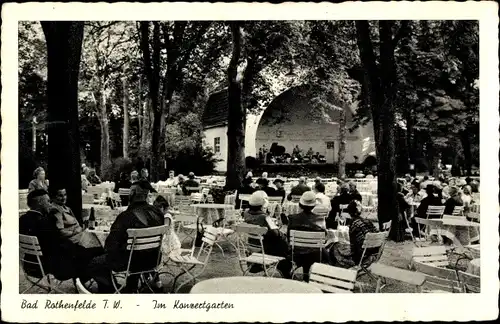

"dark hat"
[273,178,284,184]
[256,178,269,186]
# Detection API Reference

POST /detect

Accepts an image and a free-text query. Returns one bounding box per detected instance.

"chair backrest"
[289,230,326,263]
[118,188,130,196]
[195,226,219,264]
[268,196,283,204]
[235,223,268,253]
[339,204,349,212]
[19,234,45,277]
[412,246,449,267]
[75,278,92,294]
[452,206,464,216]
[224,194,237,206]
[469,204,480,213]
[125,225,169,273]
[457,270,480,293]
[359,231,388,266]
[291,195,302,203]
[426,205,445,218]
[201,188,210,196]
[174,195,192,207]
[185,186,201,192]
[413,261,461,293]
[190,193,205,203]
[309,263,357,293]
[82,194,95,204]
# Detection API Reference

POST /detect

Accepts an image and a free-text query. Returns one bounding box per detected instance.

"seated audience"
[243,191,289,274]
[443,186,463,215]
[461,185,474,209]
[327,184,353,229]
[139,168,149,181]
[416,185,443,219]
[405,182,423,203]
[28,167,49,193]
[130,170,139,184]
[87,168,102,185]
[272,178,286,203]
[286,191,330,281]
[50,188,84,245]
[313,182,331,211]
[348,181,362,202]
[330,200,379,268]
[287,177,311,201]
[165,170,178,187]
[256,178,276,197]
[182,172,200,195]
[87,180,165,293]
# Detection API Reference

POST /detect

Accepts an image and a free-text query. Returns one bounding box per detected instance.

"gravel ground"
[19,225,472,294]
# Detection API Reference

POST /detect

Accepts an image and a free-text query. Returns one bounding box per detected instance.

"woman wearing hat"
[286,191,330,281]
[256,178,276,197]
[243,191,289,274]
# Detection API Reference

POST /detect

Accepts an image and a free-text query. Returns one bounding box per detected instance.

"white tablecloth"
[190,276,322,294]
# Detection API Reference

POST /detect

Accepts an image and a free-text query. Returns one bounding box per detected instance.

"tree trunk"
[460,130,472,176]
[225,22,246,190]
[122,76,129,159]
[356,20,399,232]
[42,21,84,223]
[32,116,37,153]
[98,91,111,178]
[337,109,347,179]
[138,77,142,138]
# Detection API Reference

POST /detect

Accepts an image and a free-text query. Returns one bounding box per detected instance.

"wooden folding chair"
[309,263,357,293]
[75,278,92,294]
[426,205,446,219]
[351,232,388,284]
[82,193,95,204]
[19,234,70,293]
[234,223,285,277]
[451,206,464,216]
[412,261,462,293]
[457,270,480,293]
[173,204,199,246]
[410,246,450,269]
[111,225,169,293]
[289,230,326,280]
[169,226,219,292]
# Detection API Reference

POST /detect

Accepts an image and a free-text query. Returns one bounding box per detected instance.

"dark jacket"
[105,202,164,271]
[287,211,327,255]
[261,186,277,197]
[328,193,353,221]
[444,195,463,215]
[349,189,362,203]
[287,183,311,200]
[182,179,199,195]
[273,187,287,204]
[19,210,81,280]
[416,195,443,219]
[243,209,288,257]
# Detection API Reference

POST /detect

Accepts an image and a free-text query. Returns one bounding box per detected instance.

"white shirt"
[315,192,331,210]
[165,177,178,187]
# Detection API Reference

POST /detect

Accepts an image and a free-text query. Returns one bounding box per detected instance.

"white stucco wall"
[203,126,228,172]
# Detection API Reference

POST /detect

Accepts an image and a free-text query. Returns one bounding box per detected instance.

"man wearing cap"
[287,177,311,201]
[256,178,276,197]
[243,191,289,274]
[182,172,199,195]
[272,178,286,203]
[86,180,164,293]
[286,191,330,281]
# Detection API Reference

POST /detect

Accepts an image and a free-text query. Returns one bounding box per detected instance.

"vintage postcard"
[1,1,499,323]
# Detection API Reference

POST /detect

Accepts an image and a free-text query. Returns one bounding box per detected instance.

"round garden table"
[190,276,322,294]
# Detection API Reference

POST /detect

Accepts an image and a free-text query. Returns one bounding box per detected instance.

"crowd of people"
[258,144,327,164]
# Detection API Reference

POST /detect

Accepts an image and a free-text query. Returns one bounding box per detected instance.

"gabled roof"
[202,89,229,129]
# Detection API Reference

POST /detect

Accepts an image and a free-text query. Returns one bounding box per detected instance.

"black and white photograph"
[1,2,498,323]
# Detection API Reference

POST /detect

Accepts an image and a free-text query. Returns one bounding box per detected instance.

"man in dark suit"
[182,172,200,195]
[287,177,311,201]
[86,180,164,293]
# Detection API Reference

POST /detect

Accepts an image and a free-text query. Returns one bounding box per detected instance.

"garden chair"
[336,204,350,226]
[412,261,462,293]
[82,193,95,204]
[169,226,219,292]
[369,262,426,293]
[410,246,449,269]
[290,195,302,203]
[350,231,389,286]
[426,205,446,219]
[174,204,199,246]
[457,270,480,293]
[19,234,71,293]
[309,263,357,293]
[111,225,169,293]
[234,223,285,277]
[289,230,326,280]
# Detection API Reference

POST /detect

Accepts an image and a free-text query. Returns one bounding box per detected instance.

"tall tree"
[41,21,85,222]
[122,71,129,159]
[139,21,212,181]
[355,21,400,235]
[225,22,246,190]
